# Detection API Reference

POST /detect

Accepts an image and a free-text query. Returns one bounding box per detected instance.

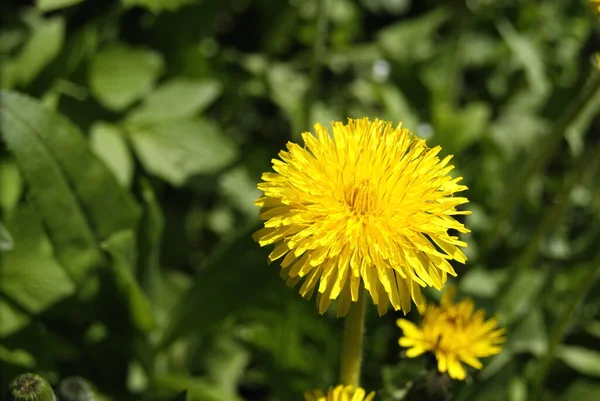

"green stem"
[339,288,367,386]
[300,0,328,139]
[531,252,600,399]
[481,73,600,256]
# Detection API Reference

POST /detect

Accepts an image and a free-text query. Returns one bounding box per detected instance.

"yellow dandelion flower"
[304,385,375,401]
[253,118,470,316]
[590,0,600,14]
[397,288,506,380]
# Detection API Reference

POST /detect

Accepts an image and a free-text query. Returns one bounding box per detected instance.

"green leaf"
[122,0,199,13]
[101,230,156,333]
[266,64,309,136]
[0,91,141,282]
[128,78,223,124]
[432,102,491,154]
[496,18,548,95]
[381,359,426,399]
[472,360,517,401]
[171,391,188,401]
[497,269,545,325]
[0,344,35,367]
[37,0,87,12]
[90,122,134,188]
[203,336,250,394]
[508,377,527,401]
[377,8,449,62]
[565,80,600,157]
[89,45,163,111]
[0,297,30,338]
[375,83,420,135]
[0,221,14,252]
[508,307,548,357]
[154,374,242,401]
[218,166,261,218]
[1,14,65,88]
[0,205,75,314]
[159,223,274,347]
[36,21,99,85]
[560,380,600,401]
[585,320,600,339]
[2,91,141,237]
[460,268,505,298]
[137,179,164,300]
[127,118,238,186]
[0,159,23,214]
[556,345,600,377]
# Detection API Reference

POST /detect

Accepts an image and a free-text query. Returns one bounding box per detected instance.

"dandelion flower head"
[397,288,506,380]
[305,385,375,401]
[253,118,470,316]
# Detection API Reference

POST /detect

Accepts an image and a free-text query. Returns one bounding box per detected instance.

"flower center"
[344,180,379,215]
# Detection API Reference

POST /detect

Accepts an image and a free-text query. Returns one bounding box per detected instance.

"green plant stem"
[516,142,600,271]
[531,252,600,399]
[481,73,600,257]
[339,288,367,386]
[300,0,328,139]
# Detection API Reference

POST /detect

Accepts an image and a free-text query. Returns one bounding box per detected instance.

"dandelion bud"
[8,373,56,401]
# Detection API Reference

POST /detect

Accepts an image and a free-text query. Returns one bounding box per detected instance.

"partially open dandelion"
[397,288,506,380]
[253,118,470,316]
[305,385,375,401]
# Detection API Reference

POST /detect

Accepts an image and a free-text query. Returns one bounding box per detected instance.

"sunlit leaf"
[1,13,65,88]
[101,230,156,333]
[0,344,35,367]
[0,159,22,214]
[377,8,449,62]
[128,78,222,123]
[90,122,134,188]
[122,0,199,13]
[496,18,548,95]
[128,118,238,186]
[0,91,141,282]
[37,0,87,12]
[0,221,14,252]
[0,205,75,313]
[89,45,163,111]
[557,345,600,377]
[497,269,546,325]
[0,297,31,338]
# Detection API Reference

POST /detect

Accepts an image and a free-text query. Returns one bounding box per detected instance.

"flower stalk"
[339,288,367,386]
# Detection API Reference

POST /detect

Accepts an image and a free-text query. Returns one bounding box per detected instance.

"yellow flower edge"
[397,288,506,380]
[304,385,376,401]
[254,118,470,316]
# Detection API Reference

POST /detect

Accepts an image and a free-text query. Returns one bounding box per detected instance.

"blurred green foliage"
[1,0,600,400]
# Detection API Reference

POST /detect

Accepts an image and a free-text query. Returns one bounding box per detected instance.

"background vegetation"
[1,0,600,400]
